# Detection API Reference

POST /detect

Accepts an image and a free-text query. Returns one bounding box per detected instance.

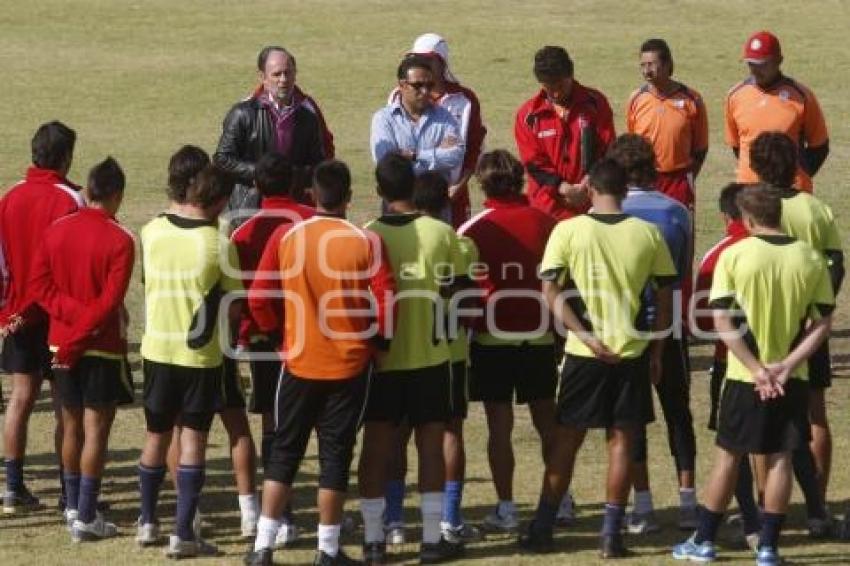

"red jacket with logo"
[0,166,85,327]
[514,83,616,220]
[29,208,135,365]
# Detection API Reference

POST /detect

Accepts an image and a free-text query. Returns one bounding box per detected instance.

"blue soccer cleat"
[672,535,716,562]
[756,546,782,566]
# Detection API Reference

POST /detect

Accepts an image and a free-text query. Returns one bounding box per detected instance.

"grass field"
[2,1,850,564]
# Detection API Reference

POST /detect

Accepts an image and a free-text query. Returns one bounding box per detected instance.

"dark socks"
[601,504,626,536]
[734,457,761,534]
[694,506,723,545]
[792,448,827,519]
[63,471,81,512]
[532,496,559,533]
[78,476,101,523]
[384,479,404,525]
[759,512,785,549]
[175,465,205,541]
[5,459,23,492]
[58,465,67,501]
[138,463,166,525]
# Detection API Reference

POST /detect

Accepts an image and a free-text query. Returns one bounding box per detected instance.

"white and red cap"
[743,31,782,64]
[410,33,459,83]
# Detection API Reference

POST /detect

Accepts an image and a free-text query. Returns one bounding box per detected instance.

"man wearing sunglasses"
[370,54,465,185]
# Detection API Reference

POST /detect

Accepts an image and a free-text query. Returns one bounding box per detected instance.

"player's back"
[774,188,840,254]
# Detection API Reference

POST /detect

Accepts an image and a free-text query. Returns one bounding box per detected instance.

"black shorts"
[364,362,451,426]
[556,352,654,429]
[247,340,281,414]
[716,379,810,455]
[708,361,727,432]
[469,342,557,404]
[54,355,134,408]
[807,339,831,390]
[266,367,368,491]
[448,361,468,420]
[142,359,223,433]
[0,323,52,379]
[221,357,246,410]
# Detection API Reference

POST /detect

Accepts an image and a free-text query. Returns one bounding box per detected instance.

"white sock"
[679,488,697,509]
[239,493,258,519]
[254,515,281,551]
[560,491,574,511]
[421,492,443,544]
[497,500,516,517]
[360,497,386,544]
[317,523,340,557]
[633,490,654,515]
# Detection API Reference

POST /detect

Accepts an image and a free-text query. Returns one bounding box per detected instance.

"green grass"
[1,0,850,564]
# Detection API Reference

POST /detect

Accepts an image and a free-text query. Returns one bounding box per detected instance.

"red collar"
[79,207,114,221]
[261,196,309,211]
[26,166,70,186]
[483,195,529,209]
[727,220,749,238]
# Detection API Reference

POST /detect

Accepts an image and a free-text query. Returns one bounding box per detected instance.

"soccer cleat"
[241,513,258,539]
[626,511,661,535]
[3,486,44,514]
[64,509,79,531]
[440,521,483,543]
[755,546,782,566]
[243,547,273,566]
[419,536,464,564]
[679,505,699,530]
[384,521,405,546]
[165,534,219,559]
[274,520,299,548]
[599,533,629,559]
[807,515,835,539]
[136,517,161,546]
[362,541,387,565]
[482,507,519,533]
[556,491,577,526]
[70,514,118,542]
[313,548,363,565]
[518,521,554,553]
[672,535,716,562]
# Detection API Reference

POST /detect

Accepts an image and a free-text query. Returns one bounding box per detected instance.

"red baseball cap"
[743,31,782,63]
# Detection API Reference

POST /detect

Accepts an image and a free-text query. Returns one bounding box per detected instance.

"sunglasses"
[404,80,435,91]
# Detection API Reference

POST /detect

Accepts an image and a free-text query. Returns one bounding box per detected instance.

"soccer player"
[608,134,698,532]
[457,150,560,534]
[230,151,315,545]
[725,31,829,192]
[749,131,843,537]
[673,185,834,565]
[29,157,134,541]
[136,158,240,558]
[243,159,395,566]
[387,33,488,227]
[521,158,675,558]
[626,39,708,209]
[514,46,616,220]
[358,153,467,564]
[0,121,85,514]
[692,182,760,550]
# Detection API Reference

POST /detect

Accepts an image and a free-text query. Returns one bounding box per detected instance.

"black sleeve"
[539,267,565,282]
[213,103,256,185]
[814,303,835,317]
[526,163,562,189]
[800,140,829,177]
[708,296,735,310]
[825,249,844,294]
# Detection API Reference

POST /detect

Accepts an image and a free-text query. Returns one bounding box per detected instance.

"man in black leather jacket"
[214,46,333,227]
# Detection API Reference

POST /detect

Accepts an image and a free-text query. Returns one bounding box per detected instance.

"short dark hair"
[736,184,782,228]
[397,54,434,80]
[640,38,672,64]
[588,158,628,199]
[534,46,574,82]
[87,157,125,202]
[186,165,235,209]
[167,145,210,203]
[606,134,657,187]
[476,149,525,198]
[257,45,295,72]
[750,131,797,188]
[413,172,449,217]
[719,182,746,219]
[375,153,415,202]
[31,121,76,171]
[255,152,293,197]
[313,159,351,210]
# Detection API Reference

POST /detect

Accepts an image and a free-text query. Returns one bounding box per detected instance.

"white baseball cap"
[410,33,458,83]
